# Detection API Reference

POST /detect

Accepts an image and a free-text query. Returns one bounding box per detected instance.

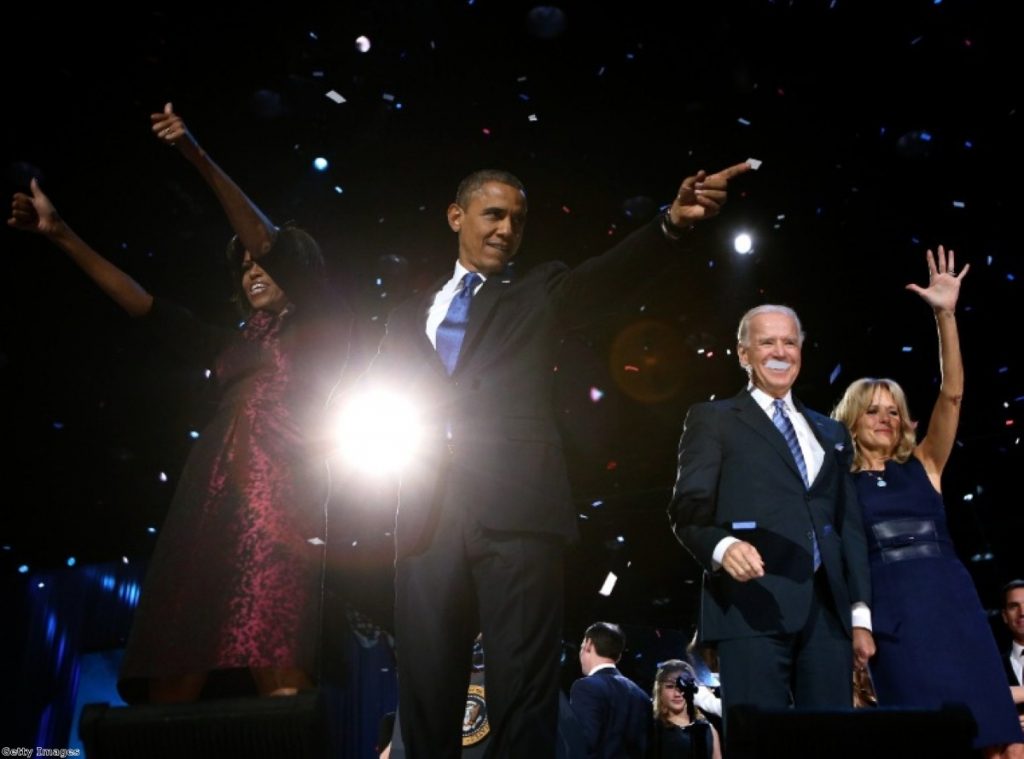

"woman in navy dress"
[9,105,350,703]
[833,246,1022,758]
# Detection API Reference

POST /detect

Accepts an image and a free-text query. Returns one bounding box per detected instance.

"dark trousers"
[717,572,852,726]
[395,493,564,759]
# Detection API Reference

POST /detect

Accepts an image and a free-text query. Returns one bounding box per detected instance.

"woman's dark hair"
[225,223,325,314]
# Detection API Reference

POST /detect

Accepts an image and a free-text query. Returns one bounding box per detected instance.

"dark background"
[2,1,1021,650]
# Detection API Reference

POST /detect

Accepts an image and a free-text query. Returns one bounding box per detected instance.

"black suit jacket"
[668,389,871,642]
[1006,648,1022,687]
[373,218,691,557]
[569,666,651,759]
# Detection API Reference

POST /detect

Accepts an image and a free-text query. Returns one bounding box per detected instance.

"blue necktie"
[772,399,821,570]
[436,272,481,375]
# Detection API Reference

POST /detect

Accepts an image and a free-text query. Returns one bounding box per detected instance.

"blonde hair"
[652,659,701,724]
[832,378,917,471]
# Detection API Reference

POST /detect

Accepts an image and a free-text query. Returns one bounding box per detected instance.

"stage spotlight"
[733,233,753,255]
[313,157,329,172]
[333,389,423,476]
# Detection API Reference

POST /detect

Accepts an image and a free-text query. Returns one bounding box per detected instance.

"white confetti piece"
[598,572,618,597]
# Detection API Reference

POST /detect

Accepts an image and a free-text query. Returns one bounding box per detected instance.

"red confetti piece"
[624,364,640,372]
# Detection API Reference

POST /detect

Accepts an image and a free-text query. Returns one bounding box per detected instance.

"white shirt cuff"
[851,602,872,631]
[711,537,741,570]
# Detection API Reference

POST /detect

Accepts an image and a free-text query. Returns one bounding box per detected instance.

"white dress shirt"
[1012,641,1024,685]
[425,261,488,347]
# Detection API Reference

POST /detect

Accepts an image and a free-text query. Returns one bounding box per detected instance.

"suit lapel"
[398,283,448,375]
[732,389,805,483]
[796,399,837,489]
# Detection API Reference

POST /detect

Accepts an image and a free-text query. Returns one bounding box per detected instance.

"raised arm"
[8,179,153,317]
[907,245,968,484]
[668,161,752,227]
[151,102,277,260]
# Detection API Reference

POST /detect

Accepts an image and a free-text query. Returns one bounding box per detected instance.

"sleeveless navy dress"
[855,456,1023,749]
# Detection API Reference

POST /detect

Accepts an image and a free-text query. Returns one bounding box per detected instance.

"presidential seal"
[462,684,490,746]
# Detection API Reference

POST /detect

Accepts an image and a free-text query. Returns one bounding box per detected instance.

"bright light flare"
[333,389,423,475]
[733,233,753,255]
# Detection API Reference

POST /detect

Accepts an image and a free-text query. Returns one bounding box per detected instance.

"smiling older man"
[668,305,874,731]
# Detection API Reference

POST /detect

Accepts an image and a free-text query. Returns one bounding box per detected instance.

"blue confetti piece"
[910,35,924,45]
[189,430,200,439]
[964,140,973,149]
[1007,273,1016,281]
[18,565,29,574]
[334,186,344,194]
[919,131,932,141]
[998,367,1009,374]
[66,557,76,567]
[591,500,604,508]
[986,255,993,265]
[737,117,752,126]
[911,236,920,244]
[518,93,530,101]
[829,364,842,385]
[902,346,913,353]
[952,200,965,208]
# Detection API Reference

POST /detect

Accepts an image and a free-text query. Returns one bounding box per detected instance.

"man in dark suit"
[668,305,874,726]
[1001,579,1024,728]
[570,622,651,759]
[374,162,749,758]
